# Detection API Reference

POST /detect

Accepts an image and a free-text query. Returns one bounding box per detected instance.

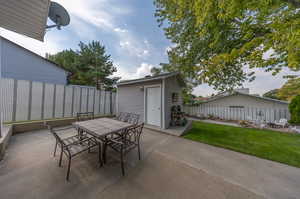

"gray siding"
[0,37,67,84]
[117,77,183,129]
[164,76,183,128]
[117,80,161,124]
[203,94,288,109]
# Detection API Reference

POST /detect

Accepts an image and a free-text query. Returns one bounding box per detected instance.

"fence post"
[103,91,106,115]
[62,85,66,118]
[110,92,113,115]
[27,81,32,121]
[86,88,89,112]
[79,87,82,113]
[41,82,45,120]
[12,79,18,122]
[71,86,75,117]
[92,88,96,114]
[98,90,101,114]
[52,84,56,119]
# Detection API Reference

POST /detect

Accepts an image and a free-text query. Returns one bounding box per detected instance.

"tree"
[289,95,300,124]
[46,50,78,84]
[150,67,163,75]
[154,0,300,91]
[277,78,300,101]
[263,89,280,100]
[48,41,119,90]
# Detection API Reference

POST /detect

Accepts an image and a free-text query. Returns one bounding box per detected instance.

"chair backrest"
[117,112,129,122]
[44,123,66,147]
[127,113,140,125]
[77,112,94,121]
[124,123,144,143]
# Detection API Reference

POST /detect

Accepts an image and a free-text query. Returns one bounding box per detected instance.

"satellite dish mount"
[46,2,70,30]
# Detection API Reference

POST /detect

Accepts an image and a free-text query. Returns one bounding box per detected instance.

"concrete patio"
[1,128,300,199]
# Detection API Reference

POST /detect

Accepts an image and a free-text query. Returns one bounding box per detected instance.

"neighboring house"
[117,72,185,129]
[203,89,289,109]
[0,36,68,84]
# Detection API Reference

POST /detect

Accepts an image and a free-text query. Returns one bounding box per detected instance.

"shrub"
[289,95,300,124]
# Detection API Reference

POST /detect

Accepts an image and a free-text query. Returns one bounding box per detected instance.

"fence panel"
[31,81,43,120]
[184,105,290,123]
[1,78,116,122]
[1,78,14,121]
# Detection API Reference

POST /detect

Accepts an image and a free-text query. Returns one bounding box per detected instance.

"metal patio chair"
[76,112,94,121]
[103,123,144,176]
[76,112,95,139]
[127,113,140,125]
[47,125,101,181]
[116,112,130,122]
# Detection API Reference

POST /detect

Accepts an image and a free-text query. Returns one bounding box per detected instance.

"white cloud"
[113,62,154,80]
[0,28,63,56]
[136,63,153,77]
[114,28,128,33]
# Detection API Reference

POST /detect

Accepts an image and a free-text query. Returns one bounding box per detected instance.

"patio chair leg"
[121,150,125,176]
[99,143,103,167]
[59,149,63,167]
[88,141,91,153]
[66,157,72,181]
[103,143,107,164]
[54,141,58,157]
[137,144,141,160]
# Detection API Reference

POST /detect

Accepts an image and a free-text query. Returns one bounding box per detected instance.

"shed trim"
[117,72,183,86]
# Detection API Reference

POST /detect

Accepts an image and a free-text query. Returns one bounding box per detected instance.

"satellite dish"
[47,2,70,30]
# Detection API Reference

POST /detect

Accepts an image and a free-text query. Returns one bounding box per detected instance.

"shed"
[117,72,185,129]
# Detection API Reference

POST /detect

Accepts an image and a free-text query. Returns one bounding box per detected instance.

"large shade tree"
[47,41,119,91]
[154,0,300,91]
[277,77,300,101]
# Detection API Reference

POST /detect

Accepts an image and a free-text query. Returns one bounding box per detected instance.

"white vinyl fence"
[184,104,290,122]
[0,78,116,122]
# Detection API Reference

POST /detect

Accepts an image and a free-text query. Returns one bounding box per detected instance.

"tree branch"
[283,0,300,7]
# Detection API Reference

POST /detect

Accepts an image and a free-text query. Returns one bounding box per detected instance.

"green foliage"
[150,67,163,75]
[47,41,119,90]
[185,121,300,168]
[154,0,300,91]
[262,89,280,100]
[277,78,300,101]
[289,95,300,124]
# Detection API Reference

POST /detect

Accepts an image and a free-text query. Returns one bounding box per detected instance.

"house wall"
[164,76,183,128]
[0,37,67,84]
[203,94,288,109]
[117,80,162,124]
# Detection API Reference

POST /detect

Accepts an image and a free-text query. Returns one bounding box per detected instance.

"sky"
[0,0,298,97]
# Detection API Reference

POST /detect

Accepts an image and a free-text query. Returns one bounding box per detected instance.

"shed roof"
[203,91,289,104]
[117,72,185,86]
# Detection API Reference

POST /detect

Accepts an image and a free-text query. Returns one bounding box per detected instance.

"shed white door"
[146,86,161,127]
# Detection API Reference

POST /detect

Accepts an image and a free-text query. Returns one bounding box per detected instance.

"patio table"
[73,117,134,139]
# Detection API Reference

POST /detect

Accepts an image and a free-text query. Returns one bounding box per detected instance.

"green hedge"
[289,95,300,124]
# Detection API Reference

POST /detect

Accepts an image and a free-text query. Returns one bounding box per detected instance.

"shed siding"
[117,80,161,124]
[204,94,288,109]
[0,38,67,84]
[164,76,183,128]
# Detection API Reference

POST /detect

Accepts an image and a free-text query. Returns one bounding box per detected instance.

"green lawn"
[184,121,300,168]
